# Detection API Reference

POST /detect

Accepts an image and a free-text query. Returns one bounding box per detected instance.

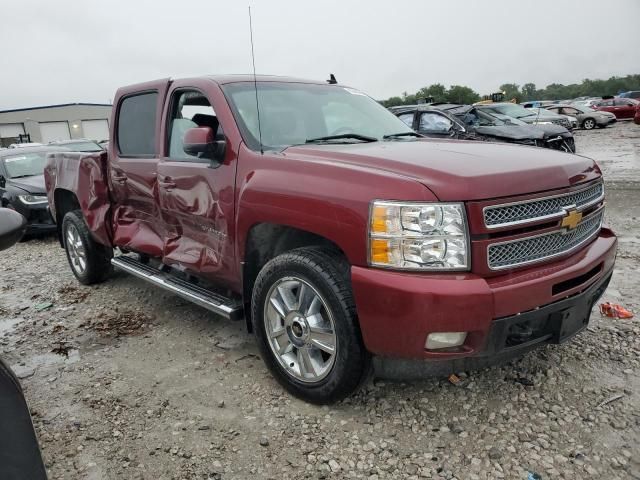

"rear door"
[613,98,637,119]
[155,79,238,285]
[109,79,171,256]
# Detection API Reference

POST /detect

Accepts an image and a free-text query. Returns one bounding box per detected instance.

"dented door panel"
[157,162,236,283]
[109,159,164,256]
[156,79,240,287]
[108,78,171,258]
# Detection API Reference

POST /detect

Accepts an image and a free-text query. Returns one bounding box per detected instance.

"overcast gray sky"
[1,0,638,110]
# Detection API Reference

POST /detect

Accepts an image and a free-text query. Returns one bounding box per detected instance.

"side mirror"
[0,175,5,188]
[183,127,225,166]
[0,208,27,251]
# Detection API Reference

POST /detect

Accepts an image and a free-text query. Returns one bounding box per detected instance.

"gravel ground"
[1,122,639,480]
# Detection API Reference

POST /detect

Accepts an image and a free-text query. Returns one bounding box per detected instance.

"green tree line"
[381,74,640,107]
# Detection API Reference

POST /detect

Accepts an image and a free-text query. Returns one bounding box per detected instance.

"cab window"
[117,92,158,156]
[167,90,223,160]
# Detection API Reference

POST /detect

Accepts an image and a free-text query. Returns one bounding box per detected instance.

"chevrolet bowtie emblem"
[561,209,582,230]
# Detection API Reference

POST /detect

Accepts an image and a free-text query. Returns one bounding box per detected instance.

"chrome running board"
[111,255,243,321]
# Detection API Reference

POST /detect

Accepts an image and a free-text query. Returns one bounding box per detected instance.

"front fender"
[234,147,437,266]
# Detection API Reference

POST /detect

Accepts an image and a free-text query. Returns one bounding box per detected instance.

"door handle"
[159,177,176,190]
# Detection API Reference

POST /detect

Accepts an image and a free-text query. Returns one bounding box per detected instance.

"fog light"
[425,332,467,350]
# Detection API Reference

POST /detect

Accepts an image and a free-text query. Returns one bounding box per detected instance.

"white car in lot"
[546,104,617,130]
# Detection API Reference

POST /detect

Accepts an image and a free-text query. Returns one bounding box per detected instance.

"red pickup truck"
[44,75,617,403]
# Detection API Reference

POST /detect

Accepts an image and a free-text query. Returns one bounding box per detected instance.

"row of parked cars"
[390,93,639,154]
[0,139,104,235]
[523,92,640,125]
[391,102,578,153]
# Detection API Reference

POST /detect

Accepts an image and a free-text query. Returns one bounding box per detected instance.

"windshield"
[63,141,102,152]
[456,108,507,127]
[222,82,414,150]
[2,152,47,178]
[487,104,533,119]
[492,113,528,126]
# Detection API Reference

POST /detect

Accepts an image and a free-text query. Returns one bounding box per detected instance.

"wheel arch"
[53,188,81,247]
[241,222,348,332]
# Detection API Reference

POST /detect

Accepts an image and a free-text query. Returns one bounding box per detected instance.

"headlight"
[369,201,469,270]
[535,121,553,125]
[18,194,48,205]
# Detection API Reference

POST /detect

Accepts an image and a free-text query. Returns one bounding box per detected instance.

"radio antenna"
[248,6,264,154]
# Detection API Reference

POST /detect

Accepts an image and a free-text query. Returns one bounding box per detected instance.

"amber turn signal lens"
[370,238,389,263]
[370,205,388,234]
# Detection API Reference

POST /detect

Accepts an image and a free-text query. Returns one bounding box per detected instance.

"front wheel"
[583,118,596,130]
[251,248,370,403]
[62,210,113,285]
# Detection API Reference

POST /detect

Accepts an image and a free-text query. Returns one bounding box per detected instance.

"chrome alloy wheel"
[65,223,87,275]
[264,276,337,383]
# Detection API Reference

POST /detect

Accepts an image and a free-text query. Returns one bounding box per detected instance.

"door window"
[419,112,453,133]
[117,92,158,156]
[167,90,222,160]
[598,99,613,107]
[397,113,415,128]
[614,98,633,107]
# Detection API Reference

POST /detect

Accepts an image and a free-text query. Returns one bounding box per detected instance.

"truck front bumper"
[351,228,617,363]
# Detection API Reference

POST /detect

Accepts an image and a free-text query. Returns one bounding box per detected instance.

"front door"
[109,80,170,257]
[417,111,457,138]
[156,83,237,286]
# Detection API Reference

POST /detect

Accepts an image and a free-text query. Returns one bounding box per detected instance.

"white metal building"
[0,103,112,147]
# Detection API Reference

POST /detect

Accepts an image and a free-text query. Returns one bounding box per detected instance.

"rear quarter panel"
[45,151,113,246]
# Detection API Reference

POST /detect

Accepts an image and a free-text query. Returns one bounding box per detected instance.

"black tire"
[62,210,112,285]
[582,118,596,130]
[251,247,370,404]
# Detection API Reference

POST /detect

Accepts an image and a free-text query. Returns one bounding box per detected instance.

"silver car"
[546,105,616,130]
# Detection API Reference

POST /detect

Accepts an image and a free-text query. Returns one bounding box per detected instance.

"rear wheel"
[62,210,112,285]
[251,248,370,403]
[583,118,596,130]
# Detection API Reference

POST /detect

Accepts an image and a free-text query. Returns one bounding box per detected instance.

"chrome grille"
[488,210,603,270]
[484,182,604,228]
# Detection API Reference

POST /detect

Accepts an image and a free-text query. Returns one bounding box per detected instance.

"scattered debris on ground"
[84,310,153,337]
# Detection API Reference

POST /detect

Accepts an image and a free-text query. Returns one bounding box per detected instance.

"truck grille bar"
[487,209,603,270]
[483,181,604,229]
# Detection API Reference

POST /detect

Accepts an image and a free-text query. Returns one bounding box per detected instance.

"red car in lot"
[594,97,639,119]
[635,103,640,125]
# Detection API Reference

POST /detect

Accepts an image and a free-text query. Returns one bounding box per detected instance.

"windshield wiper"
[8,174,34,179]
[383,132,423,139]
[305,133,377,144]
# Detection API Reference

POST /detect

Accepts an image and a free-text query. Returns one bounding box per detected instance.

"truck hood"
[473,125,544,141]
[7,174,46,194]
[285,140,600,201]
